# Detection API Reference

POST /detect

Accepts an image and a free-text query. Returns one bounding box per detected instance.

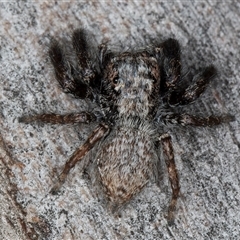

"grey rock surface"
[0,1,239,239]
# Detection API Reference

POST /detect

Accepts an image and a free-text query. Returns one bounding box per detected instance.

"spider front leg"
[159,133,180,224]
[169,65,217,106]
[155,38,181,91]
[51,123,109,194]
[72,29,99,87]
[49,37,93,99]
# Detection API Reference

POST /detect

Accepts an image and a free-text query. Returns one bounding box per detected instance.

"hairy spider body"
[20,29,234,224]
[96,52,161,208]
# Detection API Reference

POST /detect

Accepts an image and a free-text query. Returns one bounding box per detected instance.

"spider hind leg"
[50,123,109,194]
[159,134,180,225]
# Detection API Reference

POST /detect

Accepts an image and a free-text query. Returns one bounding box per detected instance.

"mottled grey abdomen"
[96,126,157,206]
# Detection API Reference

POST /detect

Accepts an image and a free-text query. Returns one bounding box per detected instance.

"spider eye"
[113,77,118,84]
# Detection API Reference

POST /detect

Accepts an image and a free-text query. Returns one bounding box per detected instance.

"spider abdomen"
[97,124,157,207]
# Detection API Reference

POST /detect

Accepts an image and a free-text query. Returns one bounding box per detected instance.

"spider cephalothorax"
[20,29,234,224]
[102,51,161,119]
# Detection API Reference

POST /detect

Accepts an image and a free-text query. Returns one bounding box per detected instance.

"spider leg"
[159,133,180,225]
[50,123,109,194]
[155,38,181,91]
[19,112,97,124]
[49,40,92,99]
[72,29,99,88]
[160,113,234,127]
[169,65,217,106]
[72,29,90,71]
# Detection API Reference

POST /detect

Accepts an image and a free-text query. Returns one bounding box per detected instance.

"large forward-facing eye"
[112,76,119,84]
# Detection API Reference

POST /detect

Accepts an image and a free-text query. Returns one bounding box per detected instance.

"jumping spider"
[20,29,233,224]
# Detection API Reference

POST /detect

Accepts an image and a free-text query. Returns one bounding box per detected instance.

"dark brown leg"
[19,112,96,124]
[160,133,180,225]
[50,123,109,194]
[160,113,234,127]
[49,39,92,99]
[72,29,94,72]
[155,38,181,91]
[72,29,100,89]
[169,65,216,106]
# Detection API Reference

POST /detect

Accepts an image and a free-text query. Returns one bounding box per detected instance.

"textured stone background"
[0,1,239,239]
